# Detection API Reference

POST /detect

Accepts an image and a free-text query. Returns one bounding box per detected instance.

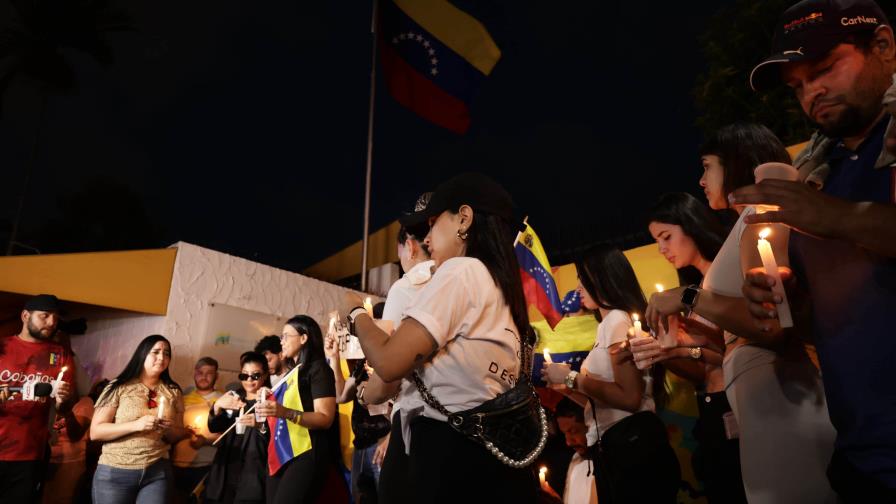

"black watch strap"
[681,285,700,314]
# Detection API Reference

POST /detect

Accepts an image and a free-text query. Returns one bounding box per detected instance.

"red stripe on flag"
[380,38,471,134]
[521,270,563,329]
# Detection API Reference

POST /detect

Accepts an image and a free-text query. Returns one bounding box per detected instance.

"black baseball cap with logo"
[750,0,889,92]
[399,172,515,227]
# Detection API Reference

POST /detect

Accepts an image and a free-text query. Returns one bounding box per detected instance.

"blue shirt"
[790,117,896,487]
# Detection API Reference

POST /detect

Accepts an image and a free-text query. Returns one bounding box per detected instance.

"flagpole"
[513,216,529,247]
[361,0,379,292]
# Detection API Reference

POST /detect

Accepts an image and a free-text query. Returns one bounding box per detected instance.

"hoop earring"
[456,229,469,241]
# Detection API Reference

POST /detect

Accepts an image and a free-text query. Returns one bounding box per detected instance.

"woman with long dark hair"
[634,192,747,503]
[204,351,271,504]
[542,245,680,503]
[90,335,187,504]
[339,172,538,503]
[253,314,340,504]
[645,123,836,503]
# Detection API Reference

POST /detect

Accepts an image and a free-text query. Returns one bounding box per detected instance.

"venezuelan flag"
[379,0,501,134]
[267,368,312,475]
[531,316,597,388]
[515,224,564,329]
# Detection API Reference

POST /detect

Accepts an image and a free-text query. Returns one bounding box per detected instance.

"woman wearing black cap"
[340,172,538,503]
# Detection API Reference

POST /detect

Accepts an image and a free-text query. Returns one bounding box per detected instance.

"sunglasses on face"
[238,372,263,381]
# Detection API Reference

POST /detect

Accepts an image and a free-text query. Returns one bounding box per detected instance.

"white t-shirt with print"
[399,257,522,435]
[582,309,654,446]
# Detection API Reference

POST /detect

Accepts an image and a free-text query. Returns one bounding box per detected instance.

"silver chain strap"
[410,333,548,468]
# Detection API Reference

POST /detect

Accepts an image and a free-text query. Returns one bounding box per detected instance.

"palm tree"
[0,0,130,254]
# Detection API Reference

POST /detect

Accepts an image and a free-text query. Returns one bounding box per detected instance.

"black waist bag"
[412,372,547,468]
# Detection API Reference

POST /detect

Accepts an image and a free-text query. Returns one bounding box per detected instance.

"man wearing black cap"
[731,0,896,500]
[0,294,76,501]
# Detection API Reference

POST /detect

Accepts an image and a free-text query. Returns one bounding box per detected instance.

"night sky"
[1,0,733,275]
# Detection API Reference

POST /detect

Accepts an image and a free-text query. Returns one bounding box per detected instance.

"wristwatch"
[689,347,703,360]
[681,285,701,315]
[347,306,368,333]
[564,370,579,390]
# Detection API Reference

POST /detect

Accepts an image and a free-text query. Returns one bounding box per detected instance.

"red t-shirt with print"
[0,335,73,461]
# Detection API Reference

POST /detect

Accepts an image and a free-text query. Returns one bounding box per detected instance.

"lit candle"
[538,466,547,485]
[756,228,793,327]
[55,366,68,383]
[363,297,373,317]
[632,313,643,339]
[542,348,553,364]
[157,396,166,419]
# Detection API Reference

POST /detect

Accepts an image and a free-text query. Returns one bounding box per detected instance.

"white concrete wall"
[71,242,377,390]
[70,310,165,393]
[162,242,373,386]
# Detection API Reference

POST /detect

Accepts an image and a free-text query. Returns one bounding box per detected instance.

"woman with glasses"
[253,315,340,504]
[204,351,272,504]
[90,335,188,504]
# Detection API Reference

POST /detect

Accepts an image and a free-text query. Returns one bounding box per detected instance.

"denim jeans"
[92,458,172,504]
[351,443,382,504]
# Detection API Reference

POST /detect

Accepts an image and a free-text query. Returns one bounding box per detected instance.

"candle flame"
[632,313,640,321]
[365,297,371,305]
[655,284,664,293]
[61,366,68,372]
[539,466,547,475]
[759,227,771,240]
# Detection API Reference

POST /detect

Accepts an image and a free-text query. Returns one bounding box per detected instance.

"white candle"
[542,348,553,364]
[757,228,793,328]
[157,396,166,419]
[256,389,267,422]
[55,366,68,383]
[653,284,678,349]
[632,313,643,339]
[363,297,373,317]
[235,407,246,435]
[538,466,547,485]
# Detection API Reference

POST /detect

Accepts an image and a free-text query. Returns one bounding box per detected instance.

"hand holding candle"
[756,228,793,328]
[653,285,679,349]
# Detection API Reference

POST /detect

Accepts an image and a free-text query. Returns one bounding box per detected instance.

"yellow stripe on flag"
[393,0,501,75]
[532,315,597,354]
[282,372,313,458]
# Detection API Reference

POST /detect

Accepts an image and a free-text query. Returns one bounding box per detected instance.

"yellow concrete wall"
[0,248,177,315]
[302,221,401,283]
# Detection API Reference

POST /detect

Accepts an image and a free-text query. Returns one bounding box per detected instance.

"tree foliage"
[694,0,896,145]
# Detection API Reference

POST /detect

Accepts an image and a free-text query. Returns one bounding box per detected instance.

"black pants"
[0,459,44,502]
[266,451,325,504]
[692,391,747,504]
[827,450,896,503]
[379,414,537,504]
[378,414,411,504]
[591,411,680,504]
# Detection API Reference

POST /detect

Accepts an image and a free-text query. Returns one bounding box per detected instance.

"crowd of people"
[1,0,895,502]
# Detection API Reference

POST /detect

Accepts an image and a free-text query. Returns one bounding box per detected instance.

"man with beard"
[0,294,74,501]
[172,357,222,501]
[555,399,596,504]
[734,0,896,500]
